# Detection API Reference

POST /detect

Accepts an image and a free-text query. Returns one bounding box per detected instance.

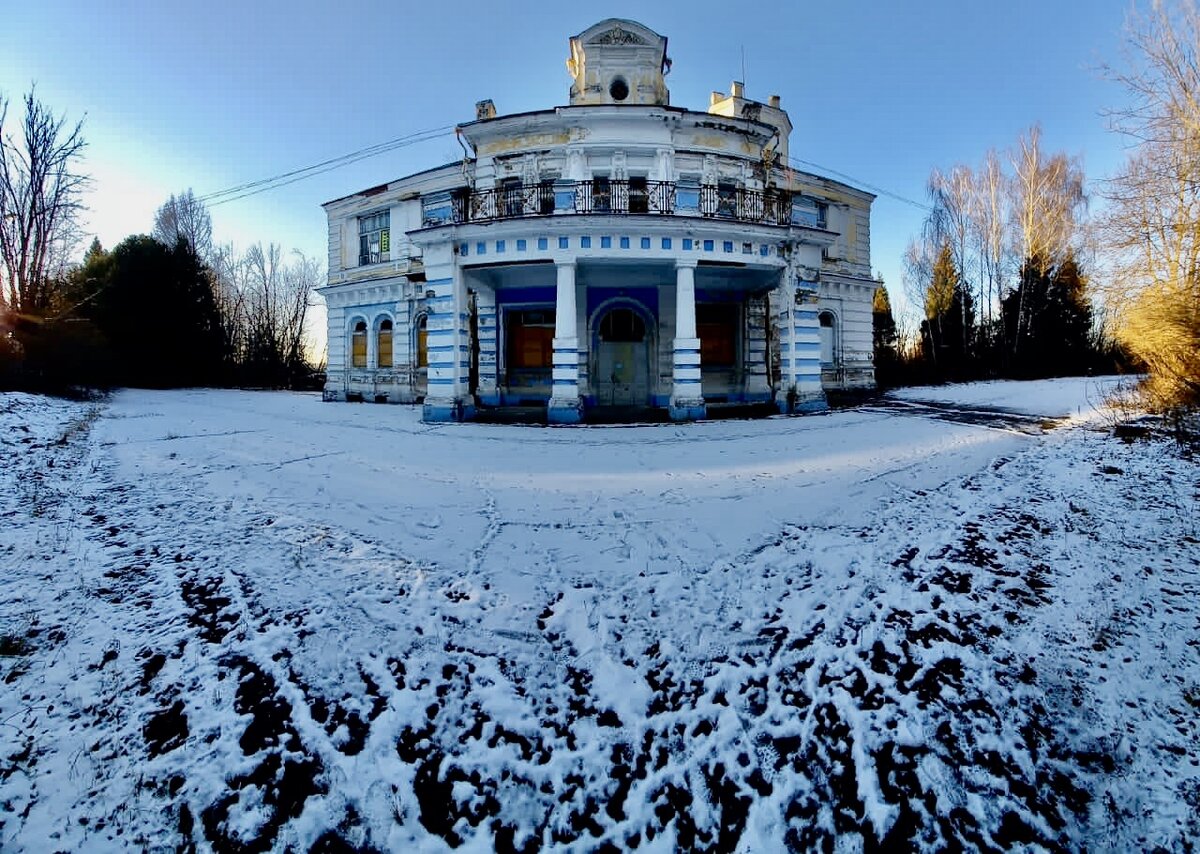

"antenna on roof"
[741,45,746,92]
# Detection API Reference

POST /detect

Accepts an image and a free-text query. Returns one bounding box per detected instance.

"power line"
[199,124,458,207]
[787,156,932,212]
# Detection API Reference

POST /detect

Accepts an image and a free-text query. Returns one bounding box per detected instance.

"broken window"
[358,210,390,266]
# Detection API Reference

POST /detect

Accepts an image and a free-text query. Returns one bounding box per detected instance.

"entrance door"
[595,307,650,407]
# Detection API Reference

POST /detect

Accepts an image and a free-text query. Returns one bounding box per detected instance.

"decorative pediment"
[591,26,647,46]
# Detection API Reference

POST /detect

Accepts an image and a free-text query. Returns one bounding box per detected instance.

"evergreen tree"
[872,285,900,387]
[85,235,228,387]
[1002,252,1093,377]
[920,242,975,380]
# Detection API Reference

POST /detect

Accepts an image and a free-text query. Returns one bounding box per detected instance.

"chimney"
[710,91,724,107]
[768,95,780,108]
[475,99,497,121]
[730,80,744,98]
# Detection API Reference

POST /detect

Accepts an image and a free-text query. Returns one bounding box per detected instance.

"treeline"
[1,120,321,393]
[872,127,1130,389]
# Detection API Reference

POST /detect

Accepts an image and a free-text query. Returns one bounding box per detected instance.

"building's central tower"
[566,19,670,106]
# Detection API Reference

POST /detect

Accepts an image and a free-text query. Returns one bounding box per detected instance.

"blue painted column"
[669,259,706,421]
[475,286,499,406]
[421,244,475,422]
[547,261,583,424]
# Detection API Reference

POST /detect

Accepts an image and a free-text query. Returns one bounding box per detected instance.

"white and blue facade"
[318,19,877,423]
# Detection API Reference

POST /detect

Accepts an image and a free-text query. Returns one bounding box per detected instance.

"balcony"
[429,180,802,228]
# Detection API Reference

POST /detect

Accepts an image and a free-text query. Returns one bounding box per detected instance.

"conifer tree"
[872,285,900,386]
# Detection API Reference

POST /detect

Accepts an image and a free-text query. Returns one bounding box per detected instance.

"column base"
[669,398,707,421]
[776,389,828,415]
[422,399,477,423]
[547,397,584,424]
[476,387,501,407]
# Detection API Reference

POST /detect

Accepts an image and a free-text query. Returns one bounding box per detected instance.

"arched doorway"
[594,306,651,407]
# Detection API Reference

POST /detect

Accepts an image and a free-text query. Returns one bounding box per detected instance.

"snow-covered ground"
[1,379,1197,852]
[889,375,1131,419]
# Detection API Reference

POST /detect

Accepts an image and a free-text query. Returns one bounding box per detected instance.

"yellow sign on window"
[380,229,390,253]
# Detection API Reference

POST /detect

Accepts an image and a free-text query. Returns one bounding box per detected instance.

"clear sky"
[3,0,1137,347]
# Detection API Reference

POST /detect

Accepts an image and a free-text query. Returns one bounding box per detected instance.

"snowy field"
[1,378,1197,852]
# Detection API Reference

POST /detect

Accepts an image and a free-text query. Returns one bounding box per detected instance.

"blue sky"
[3,0,1136,335]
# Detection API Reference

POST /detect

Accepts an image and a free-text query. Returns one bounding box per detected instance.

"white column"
[669,259,705,420]
[421,243,474,422]
[547,261,583,423]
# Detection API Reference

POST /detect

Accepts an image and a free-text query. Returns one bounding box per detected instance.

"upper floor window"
[358,211,390,266]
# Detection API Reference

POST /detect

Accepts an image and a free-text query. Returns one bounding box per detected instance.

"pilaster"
[475,286,499,406]
[778,274,827,413]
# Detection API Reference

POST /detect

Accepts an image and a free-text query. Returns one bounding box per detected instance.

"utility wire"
[787,156,932,212]
[199,124,458,207]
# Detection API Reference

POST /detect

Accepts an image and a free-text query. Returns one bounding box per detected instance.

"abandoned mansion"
[318,19,877,422]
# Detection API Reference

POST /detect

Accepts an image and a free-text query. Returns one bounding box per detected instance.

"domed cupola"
[566,19,670,107]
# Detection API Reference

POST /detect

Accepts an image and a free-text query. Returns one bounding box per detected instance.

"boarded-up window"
[697,304,737,367]
[417,316,428,368]
[351,321,368,368]
[507,309,555,369]
[377,319,393,368]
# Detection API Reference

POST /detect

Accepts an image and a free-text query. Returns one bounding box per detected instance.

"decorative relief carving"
[592,26,647,45]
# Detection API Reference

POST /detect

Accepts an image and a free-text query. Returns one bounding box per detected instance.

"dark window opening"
[592,176,612,213]
[629,176,649,214]
[716,181,737,218]
[697,304,737,367]
[609,77,630,101]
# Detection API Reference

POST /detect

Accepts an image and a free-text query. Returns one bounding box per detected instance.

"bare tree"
[1099,0,1200,407]
[0,89,87,314]
[1008,125,1087,351]
[242,243,321,383]
[972,149,1009,329]
[153,189,213,261]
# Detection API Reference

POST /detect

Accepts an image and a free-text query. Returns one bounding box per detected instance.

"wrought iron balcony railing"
[699,185,793,226]
[436,180,799,227]
[572,180,676,215]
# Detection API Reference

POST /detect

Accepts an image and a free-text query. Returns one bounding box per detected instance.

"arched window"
[819,311,836,366]
[377,319,393,368]
[598,308,645,342]
[351,320,368,368]
[416,315,428,368]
